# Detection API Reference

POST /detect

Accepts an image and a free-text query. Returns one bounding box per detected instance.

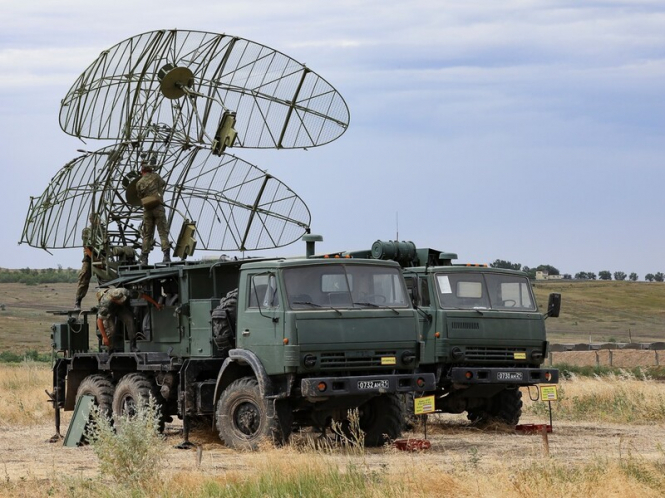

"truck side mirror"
[546,293,561,318]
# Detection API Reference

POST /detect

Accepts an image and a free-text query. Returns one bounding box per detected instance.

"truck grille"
[465,347,527,361]
[450,321,480,330]
[319,350,397,369]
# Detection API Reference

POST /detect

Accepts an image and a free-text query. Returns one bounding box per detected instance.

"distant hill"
[532,280,665,344]
[0,280,663,355]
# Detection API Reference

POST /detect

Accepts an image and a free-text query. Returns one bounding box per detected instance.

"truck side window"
[249,274,279,308]
[419,277,431,307]
[404,276,416,304]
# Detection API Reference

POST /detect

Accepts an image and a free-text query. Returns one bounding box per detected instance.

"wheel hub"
[234,401,260,436]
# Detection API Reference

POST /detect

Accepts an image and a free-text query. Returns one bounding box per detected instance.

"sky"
[1,1,664,278]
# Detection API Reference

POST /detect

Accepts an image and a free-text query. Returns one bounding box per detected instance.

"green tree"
[629,273,638,281]
[645,273,655,282]
[598,271,612,280]
[563,274,572,279]
[587,272,597,280]
[575,272,588,280]
[489,260,522,271]
[613,271,627,281]
[655,272,664,282]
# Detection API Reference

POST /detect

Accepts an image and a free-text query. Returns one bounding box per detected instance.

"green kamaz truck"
[323,240,560,426]
[49,242,435,449]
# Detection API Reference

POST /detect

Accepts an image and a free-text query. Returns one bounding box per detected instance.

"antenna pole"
[396,212,399,241]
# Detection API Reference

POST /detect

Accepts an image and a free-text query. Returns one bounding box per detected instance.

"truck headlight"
[401,350,416,365]
[303,354,317,368]
[451,347,464,360]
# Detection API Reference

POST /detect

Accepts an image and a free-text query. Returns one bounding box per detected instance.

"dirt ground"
[2,412,662,482]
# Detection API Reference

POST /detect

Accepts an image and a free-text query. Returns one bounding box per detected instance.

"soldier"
[136,161,171,264]
[96,287,162,352]
[74,214,102,310]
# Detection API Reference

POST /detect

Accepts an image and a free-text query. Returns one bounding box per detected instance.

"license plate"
[497,371,523,381]
[357,379,390,390]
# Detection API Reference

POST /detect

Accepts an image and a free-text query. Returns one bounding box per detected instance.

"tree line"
[0,267,78,285]
[489,260,652,282]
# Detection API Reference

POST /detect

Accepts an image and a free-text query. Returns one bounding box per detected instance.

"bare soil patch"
[2,413,662,482]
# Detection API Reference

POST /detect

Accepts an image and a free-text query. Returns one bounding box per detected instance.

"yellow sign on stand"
[540,385,558,401]
[414,395,436,415]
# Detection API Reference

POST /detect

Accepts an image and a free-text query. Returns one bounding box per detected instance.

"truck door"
[405,275,436,364]
[237,272,285,375]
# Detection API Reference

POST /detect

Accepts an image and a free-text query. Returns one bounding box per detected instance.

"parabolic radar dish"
[59,29,350,150]
[20,139,311,254]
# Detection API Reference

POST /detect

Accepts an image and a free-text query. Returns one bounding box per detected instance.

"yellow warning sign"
[381,356,396,366]
[414,395,435,415]
[513,352,527,360]
[540,385,558,401]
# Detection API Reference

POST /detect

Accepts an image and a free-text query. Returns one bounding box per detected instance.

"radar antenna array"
[22,29,348,269]
[59,29,350,150]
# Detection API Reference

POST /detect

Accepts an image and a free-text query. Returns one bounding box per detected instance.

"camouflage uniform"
[136,171,170,261]
[75,222,99,308]
[96,288,137,350]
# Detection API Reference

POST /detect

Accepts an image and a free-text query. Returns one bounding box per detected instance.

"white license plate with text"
[357,379,390,390]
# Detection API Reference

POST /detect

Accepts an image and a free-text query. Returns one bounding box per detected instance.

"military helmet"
[109,288,128,304]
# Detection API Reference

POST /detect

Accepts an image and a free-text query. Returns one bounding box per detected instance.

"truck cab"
[328,240,560,425]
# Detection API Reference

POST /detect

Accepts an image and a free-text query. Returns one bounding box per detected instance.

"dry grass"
[532,280,665,343]
[523,373,665,424]
[0,361,54,427]
[1,445,664,497]
[0,363,665,496]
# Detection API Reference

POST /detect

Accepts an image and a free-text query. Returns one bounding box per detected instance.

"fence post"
[609,350,613,367]
[595,351,600,367]
[548,352,553,366]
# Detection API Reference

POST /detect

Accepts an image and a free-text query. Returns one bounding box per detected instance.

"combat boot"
[140,253,149,265]
[162,248,171,263]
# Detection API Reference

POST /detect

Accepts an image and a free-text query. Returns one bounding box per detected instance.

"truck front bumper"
[450,367,559,385]
[301,373,436,397]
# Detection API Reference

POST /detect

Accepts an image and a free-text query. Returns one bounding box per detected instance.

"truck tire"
[112,373,166,432]
[76,374,114,419]
[357,394,403,446]
[216,376,290,450]
[212,288,238,356]
[467,388,523,426]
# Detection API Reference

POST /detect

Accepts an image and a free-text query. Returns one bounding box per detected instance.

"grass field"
[1,363,664,497]
[531,280,665,343]
[0,280,664,355]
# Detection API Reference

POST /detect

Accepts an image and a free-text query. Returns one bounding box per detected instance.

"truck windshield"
[284,264,410,309]
[435,272,536,311]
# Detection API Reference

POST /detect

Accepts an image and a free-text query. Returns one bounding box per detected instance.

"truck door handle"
[242,329,250,336]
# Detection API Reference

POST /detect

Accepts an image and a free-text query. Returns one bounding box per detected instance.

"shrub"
[85,395,165,489]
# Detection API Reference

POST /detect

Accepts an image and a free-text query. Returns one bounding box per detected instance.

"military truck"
[324,240,560,426]
[49,241,435,449]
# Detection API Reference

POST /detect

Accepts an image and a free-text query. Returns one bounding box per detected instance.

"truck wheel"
[357,394,403,446]
[467,388,523,426]
[216,376,290,450]
[112,373,166,432]
[76,374,114,419]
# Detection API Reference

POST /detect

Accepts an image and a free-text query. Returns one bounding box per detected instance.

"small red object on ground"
[394,438,432,451]
[515,424,552,433]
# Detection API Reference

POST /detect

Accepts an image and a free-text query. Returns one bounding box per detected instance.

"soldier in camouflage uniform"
[136,162,171,265]
[96,287,162,352]
[74,214,102,309]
